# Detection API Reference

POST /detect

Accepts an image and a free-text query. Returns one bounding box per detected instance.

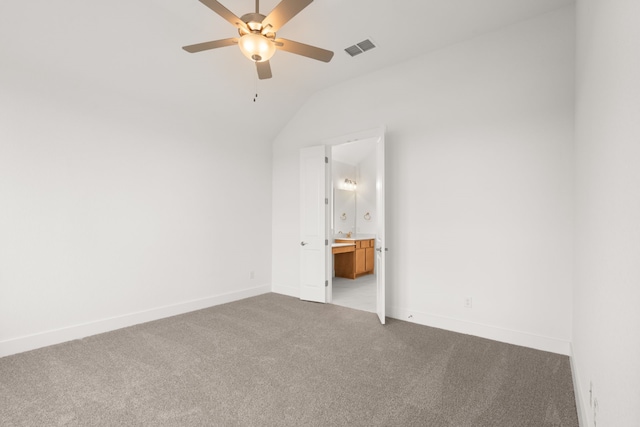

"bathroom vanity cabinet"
[333,238,375,279]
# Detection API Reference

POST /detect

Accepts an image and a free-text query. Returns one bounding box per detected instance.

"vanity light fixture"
[343,179,357,191]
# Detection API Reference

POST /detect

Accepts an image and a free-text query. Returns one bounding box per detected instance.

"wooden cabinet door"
[365,246,375,273]
[355,248,366,274]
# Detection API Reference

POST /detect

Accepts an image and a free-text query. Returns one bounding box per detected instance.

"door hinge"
[325,280,328,287]
[325,156,328,164]
[325,239,329,246]
[325,198,328,205]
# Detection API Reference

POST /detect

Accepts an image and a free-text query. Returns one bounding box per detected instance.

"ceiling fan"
[183,0,334,80]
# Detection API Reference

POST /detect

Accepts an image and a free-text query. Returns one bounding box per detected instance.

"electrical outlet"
[464,297,473,309]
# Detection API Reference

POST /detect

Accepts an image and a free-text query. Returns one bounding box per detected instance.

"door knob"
[301,241,309,246]
[376,247,382,252]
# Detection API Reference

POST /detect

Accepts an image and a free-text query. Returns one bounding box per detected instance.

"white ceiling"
[1,0,574,140]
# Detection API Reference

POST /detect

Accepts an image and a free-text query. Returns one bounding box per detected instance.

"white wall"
[272,6,575,354]
[0,61,272,357]
[573,0,640,425]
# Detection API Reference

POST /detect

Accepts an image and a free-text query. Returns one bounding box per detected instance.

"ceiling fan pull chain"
[254,73,259,102]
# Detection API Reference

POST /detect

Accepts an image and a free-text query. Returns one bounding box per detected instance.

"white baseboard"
[570,343,588,426]
[268,287,570,355]
[271,283,299,298]
[0,284,270,358]
[387,305,571,356]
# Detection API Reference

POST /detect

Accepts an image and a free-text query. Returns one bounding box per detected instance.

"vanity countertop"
[333,234,376,241]
[332,242,356,248]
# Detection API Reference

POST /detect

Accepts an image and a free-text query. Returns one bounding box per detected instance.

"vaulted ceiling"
[1,0,574,141]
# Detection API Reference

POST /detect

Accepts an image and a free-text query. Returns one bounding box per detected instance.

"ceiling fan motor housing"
[239,13,273,36]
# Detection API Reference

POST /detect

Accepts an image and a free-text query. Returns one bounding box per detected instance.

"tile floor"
[331,274,376,313]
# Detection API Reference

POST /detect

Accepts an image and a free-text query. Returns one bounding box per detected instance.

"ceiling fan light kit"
[183,0,334,80]
[238,32,276,62]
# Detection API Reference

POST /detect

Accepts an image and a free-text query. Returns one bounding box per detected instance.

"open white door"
[299,145,330,303]
[375,135,386,324]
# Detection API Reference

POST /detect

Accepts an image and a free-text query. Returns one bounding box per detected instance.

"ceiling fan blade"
[274,38,333,62]
[199,0,248,32]
[182,37,238,53]
[262,0,313,33]
[256,61,273,80]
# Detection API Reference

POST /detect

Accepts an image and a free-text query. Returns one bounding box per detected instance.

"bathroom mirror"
[334,189,355,235]
[332,137,378,238]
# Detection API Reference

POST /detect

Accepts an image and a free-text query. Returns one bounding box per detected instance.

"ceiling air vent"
[344,39,377,57]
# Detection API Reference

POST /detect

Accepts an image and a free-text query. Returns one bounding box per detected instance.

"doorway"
[331,138,378,313]
[299,127,386,324]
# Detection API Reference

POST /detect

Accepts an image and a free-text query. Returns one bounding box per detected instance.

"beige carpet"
[0,293,578,426]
